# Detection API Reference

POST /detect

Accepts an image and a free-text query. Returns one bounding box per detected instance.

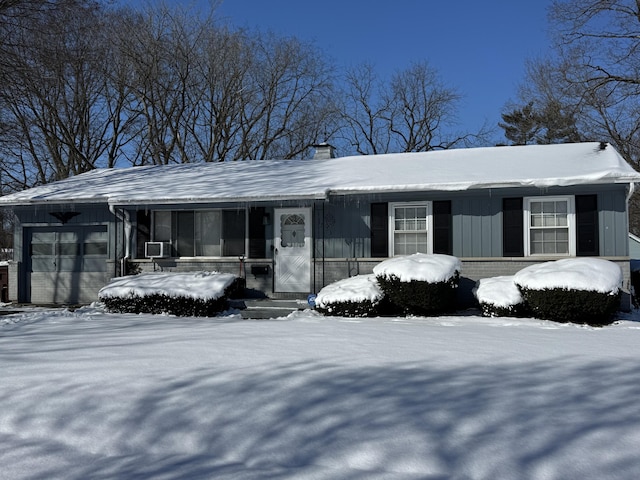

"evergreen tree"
[499,102,539,145]
[536,100,581,144]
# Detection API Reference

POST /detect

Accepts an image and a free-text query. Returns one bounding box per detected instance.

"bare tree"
[0,1,141,189]
[340,61,483,154]
[116,5,337,164]
[386,62,464,152]
[339,63,392,155]
[238,32,337,160]
[546,0,640,163]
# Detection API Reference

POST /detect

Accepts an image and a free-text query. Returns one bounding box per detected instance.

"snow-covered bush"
[99,271,243,317]
[514,258,622,325]
[315,274,390,317]
[373,253,461,315]
[474,276,528,317]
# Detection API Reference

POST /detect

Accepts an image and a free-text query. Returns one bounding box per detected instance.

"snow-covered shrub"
[373,253,461,315]
[514,258,622,325]
[315,274,390,317]
[99,271,243,317]
[474,276,528,317]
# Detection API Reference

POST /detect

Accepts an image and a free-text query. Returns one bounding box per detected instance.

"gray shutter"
[576,194,599,256]
[433,200,452,255]
[370,203,388,257]
[503,198,523,257]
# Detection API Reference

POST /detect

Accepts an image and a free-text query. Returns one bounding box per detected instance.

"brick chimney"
[312,142,337,159]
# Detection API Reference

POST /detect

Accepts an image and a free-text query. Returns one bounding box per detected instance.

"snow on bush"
[99,271,242,316]
[315,274,388,317]
[514,258,622,325]
[474,275,526,317]
[372,253,461,283]
[99,271,240,301]
[514,258,622,294]
[315,274,384,307]
[373,253,461,315]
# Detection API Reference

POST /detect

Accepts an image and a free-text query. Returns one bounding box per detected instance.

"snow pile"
[474,275,523,308]
[372,253,461,282]
[514,258,622,294]
[98,271,238,301]
[315,274,383,309]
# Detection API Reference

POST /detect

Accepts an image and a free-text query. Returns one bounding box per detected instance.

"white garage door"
[27,226,109,304]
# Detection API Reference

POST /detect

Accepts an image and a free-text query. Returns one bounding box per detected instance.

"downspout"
[627,182,636,258]
[109,204,131,277]
[626,182,636,203]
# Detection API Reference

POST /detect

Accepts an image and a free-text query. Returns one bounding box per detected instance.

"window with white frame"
[390,202,432,255]
[524,196,575,256]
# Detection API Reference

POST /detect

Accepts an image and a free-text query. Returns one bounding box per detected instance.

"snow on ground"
[1,305,640,480]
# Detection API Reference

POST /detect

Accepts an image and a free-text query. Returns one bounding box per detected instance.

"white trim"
[523,195,575,257]
[388,201,433,256]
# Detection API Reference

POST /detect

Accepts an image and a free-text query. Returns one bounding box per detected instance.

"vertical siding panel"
[480,198,492,257]
[490,196,503,257]
[599,190,628,256]
[470,201,480,257]
[451,199,463,257]
[461,198,473,257]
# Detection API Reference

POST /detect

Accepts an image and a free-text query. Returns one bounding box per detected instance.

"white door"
[274,208,311,293]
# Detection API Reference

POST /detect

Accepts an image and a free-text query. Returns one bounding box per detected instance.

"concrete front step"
[233,298,312,319]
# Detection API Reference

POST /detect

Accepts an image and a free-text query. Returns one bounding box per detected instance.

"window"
[280,213,306,248]
[84,229,108,256]
[524,196,575,256]
[390,202,432,256]
[151,209,246,257]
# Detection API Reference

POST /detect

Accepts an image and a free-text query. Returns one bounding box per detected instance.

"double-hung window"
[389,202,432,256]
[524,196,575,256]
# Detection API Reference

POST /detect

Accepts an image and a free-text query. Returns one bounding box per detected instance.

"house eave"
[2,178,637,208]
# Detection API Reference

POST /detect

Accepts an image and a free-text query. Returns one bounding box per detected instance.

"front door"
[274,208,311,293]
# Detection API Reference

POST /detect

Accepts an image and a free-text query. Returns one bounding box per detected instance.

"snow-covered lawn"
[2,306,640,479]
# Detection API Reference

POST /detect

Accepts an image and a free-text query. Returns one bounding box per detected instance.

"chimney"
[312,142,337,160]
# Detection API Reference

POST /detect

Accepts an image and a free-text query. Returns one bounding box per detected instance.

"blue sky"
[123,0,555,143]
[214,0,554,143]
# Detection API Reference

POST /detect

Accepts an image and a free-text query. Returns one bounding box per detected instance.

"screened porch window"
[152,209,245,257]
[524,196,575,256]
[390,202,432,256]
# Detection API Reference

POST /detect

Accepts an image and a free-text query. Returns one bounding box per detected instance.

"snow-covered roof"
[1,142,638,206]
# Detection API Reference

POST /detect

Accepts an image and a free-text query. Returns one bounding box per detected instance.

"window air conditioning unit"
[145,242,171,258]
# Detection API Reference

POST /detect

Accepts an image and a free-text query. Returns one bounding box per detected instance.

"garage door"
[26,226,109,304]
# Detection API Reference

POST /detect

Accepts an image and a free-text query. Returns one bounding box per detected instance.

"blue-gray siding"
[313,185,630,259]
